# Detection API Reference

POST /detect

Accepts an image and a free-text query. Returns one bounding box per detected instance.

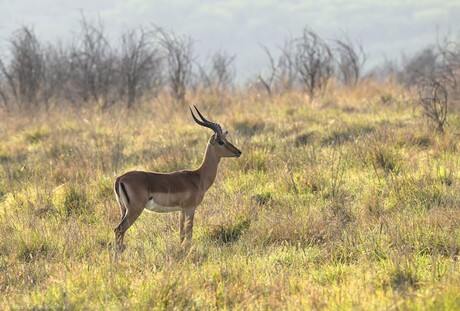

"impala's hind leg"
[114,194,128,252]
[114,206,143,259]
[114,217,127,253]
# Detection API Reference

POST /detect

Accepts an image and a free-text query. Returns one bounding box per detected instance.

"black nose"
[236,150,242,157]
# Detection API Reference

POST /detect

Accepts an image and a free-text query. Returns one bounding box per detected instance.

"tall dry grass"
[0,83,459,309]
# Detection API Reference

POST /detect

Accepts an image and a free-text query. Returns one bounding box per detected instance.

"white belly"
[145,199,182,213]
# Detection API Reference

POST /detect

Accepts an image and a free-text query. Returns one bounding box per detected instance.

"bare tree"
[195,50,235,95]
[120,27,163,108]
[400,47,440,87]
[418,79,448,132]
[438,36,460,103]
[258,45,277,95]
[334,35,366,87]
[209,50,236,94]
[292,27,334,99]
[258,40,297,96]
[0,75,8,110]
[42,42,71,108]
[0,26,45,110]
[195,61,212,91]
[157,27,194,104]
[0,56,11,110]
[68,15,118,108]
[399,36,459,110]
[277,39,297,93]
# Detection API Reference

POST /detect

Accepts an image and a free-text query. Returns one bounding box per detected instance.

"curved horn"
[190,105,223,134]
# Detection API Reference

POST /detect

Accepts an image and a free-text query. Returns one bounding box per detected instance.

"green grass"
[1,87,460,309]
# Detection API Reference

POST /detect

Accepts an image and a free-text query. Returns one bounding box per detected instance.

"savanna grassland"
[1,83,460,310]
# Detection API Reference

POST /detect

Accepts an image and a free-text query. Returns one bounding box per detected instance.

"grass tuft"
[206,217,251,244]
[51,183,89,216]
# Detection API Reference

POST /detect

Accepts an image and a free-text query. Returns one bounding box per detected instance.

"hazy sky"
[1,0,459,80]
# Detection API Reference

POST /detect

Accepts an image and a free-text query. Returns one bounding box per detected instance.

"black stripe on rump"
[120,182,130,204]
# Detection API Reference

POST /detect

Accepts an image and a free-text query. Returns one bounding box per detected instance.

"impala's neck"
[196,144,220,192]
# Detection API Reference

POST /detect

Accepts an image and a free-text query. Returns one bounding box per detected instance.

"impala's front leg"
[180,207,196,244]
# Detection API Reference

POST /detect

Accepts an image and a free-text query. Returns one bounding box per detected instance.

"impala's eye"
[218,140,225,145]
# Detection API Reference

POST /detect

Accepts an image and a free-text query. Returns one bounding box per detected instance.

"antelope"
[113,106,242,257]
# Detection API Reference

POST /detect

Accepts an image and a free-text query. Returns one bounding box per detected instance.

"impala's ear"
[210,133,218,144]
[223,131,228,137]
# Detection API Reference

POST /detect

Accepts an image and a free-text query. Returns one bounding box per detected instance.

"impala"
[113,106,242,257]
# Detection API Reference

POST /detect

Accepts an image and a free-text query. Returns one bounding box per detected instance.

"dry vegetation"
[1,80,460,309]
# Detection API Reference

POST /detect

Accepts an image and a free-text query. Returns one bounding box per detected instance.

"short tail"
[114,178,130,207]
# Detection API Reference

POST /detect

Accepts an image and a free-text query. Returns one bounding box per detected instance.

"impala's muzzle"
[226,142,242,158]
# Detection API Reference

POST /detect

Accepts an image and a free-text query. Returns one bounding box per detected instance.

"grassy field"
[1,83,460,310]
